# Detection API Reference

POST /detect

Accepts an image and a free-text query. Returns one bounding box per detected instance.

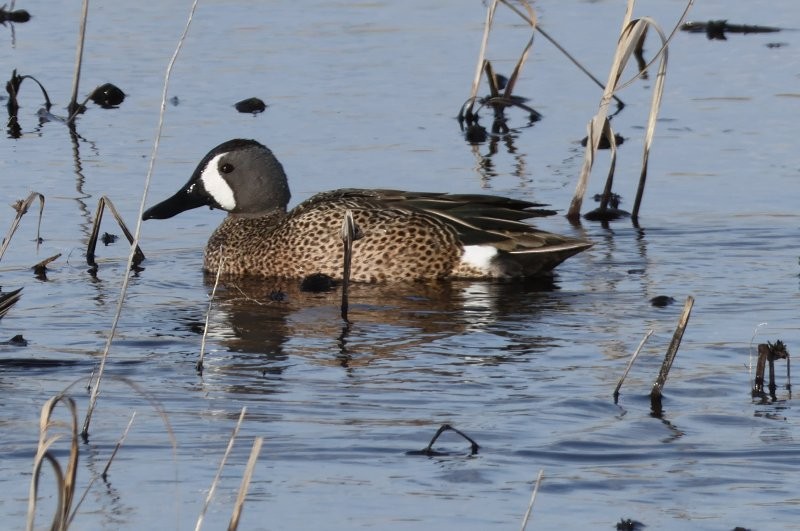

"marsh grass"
[85,196,145,274]
[0,192,44,263]
[568,0,695,222]
[459,0,537,130]
[27,380,176,530]
[27,394,80,531]
[67,0,90,120]
[82,0,200,438]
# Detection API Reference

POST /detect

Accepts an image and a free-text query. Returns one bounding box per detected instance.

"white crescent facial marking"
[461,245,497,272]
[199,153,236,210]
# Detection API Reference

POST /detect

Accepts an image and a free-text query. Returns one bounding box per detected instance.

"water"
[2,0,799,529]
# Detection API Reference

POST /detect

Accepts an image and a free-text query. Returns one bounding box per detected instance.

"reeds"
[568,0,695,222]
[82,0,201,438]
[0,192,44,263]
[26,394,79,531]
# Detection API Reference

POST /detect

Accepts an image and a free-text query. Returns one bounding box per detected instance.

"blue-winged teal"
[143,139,592,281]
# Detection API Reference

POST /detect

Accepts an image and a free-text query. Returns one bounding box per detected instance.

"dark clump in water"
[649,295,675,307]
[681,20,781,40]
[90,83,126,108]
[582,133,624,149]
[234,97,267,114]
[0,7,31,23]
[101,232,118,246]
[300,273,338,292]
[3,334,28,346]
[616,518,645,530]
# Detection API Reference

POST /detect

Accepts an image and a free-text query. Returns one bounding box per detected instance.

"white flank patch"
[461,245,497,272]
[199,153,236,210]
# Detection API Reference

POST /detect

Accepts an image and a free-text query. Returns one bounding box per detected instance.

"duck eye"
[220,163,234,174]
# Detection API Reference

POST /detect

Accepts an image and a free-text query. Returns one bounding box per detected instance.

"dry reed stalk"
[520,469,544,531]
[197,252,225,373]
[195,407,247,531]
[82,0,200,438]
[85,196,145,271]
[67,0,90,119]
[567,0,694,221]
[101,411,136,479]
[0,286,23,318]
[465,0,500,118]
[26,394,80,531]
[227,436,264,531]
[497,0,536,101]
[613,329,654,403]
[650,295,694,410]
[462,0,537,121]
[0,192,44,263]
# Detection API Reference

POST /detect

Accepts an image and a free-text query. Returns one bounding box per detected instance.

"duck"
[142,139,591,282]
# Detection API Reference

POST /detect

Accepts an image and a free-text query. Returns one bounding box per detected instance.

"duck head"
[143,139,291,220]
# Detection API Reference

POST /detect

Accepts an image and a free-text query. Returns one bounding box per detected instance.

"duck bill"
[143,182,211,220]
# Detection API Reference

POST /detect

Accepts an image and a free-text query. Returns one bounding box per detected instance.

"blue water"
[1,0,799,529]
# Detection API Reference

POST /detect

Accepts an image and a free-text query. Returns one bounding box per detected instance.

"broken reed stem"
[650,295,694,406]
[81,0,200,439]
[101,411,136,479]
[467,0,500,114]
[227,436,264,531]
[613,329,654,402]
[567,0,694,221]
[86,196,146,270]
[197,252,224,373]
[67,0,90,119]
[0,192,45,264]
[520,469,544,531]
[27,394,80,531]
[196,407,247,531]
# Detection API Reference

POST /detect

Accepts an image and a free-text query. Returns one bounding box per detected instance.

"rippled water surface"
[2,0,799,529]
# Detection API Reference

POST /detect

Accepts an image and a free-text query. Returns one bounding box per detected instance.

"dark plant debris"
[582,133,625,149]
[407,424,479,457]
[5,70,52,138]
[584,192,629,222]
[0,7,31,24]
[90,83,125,108]
[681,20,781,40]
[268,290,287,302]
[234,97,267,114]
[300,273,338,293]
[3,334,28,346]
[752,340,790,402]
[0,287,23,319]
[650,295,675,308]
[616,518,646,531]
[32,253,60,281]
